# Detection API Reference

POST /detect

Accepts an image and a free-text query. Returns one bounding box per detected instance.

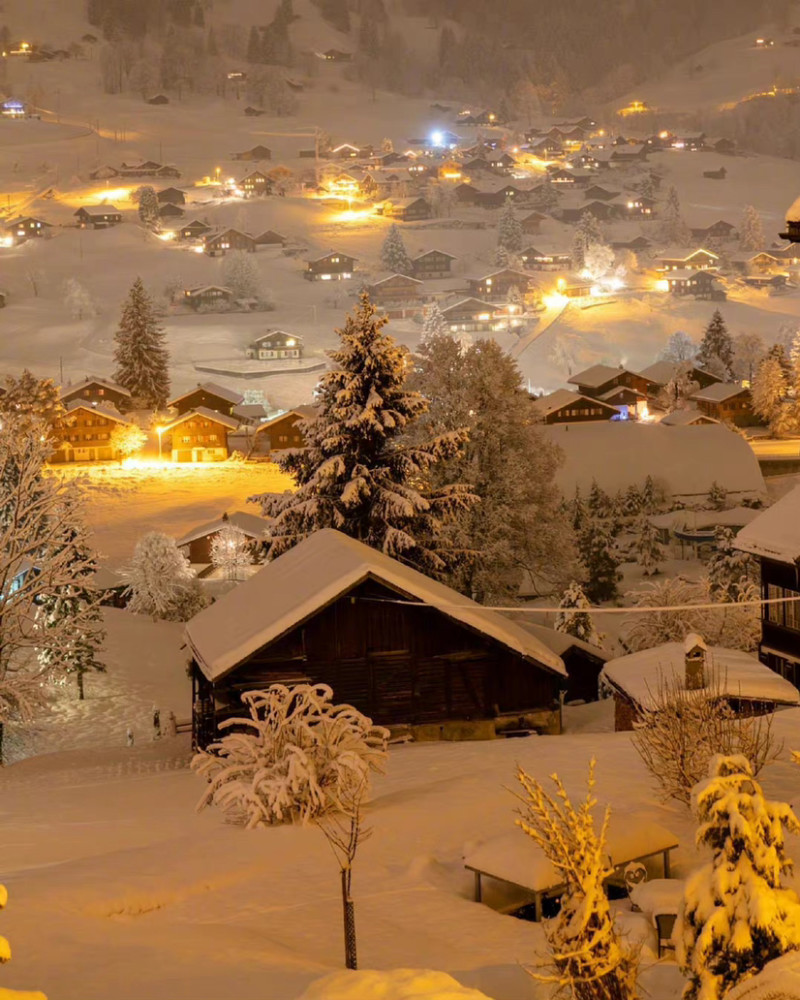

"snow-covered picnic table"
[629,878,685,924]
[464,815,679,920]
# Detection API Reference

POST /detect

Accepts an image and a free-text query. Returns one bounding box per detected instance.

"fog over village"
[9,1,800,998]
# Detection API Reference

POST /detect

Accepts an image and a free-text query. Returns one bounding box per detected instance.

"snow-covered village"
[12,1,800,998]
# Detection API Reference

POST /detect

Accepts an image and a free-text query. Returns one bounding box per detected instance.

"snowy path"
[510,301,569,360]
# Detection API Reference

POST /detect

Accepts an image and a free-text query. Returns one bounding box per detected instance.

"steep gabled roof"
[75,204,121,216]
[567,364,635,388]
[185,529,567,682]
[62,400,131,424]
[660,408,719,426]
[735,486,800,564]
[60,375,131,399]
[530,388,618,417]
[638,361,720,387]
[168,382,244,407]
[254,405,317,432]
[162,407,240,432]
[689,382,748,403]
[177,510,270,548]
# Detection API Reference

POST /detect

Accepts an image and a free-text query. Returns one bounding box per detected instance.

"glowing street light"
[156,425,165,461]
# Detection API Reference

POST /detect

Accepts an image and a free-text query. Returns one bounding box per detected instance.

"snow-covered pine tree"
[768,341,793,380]
[516,761,639,1000]
[751,355,789,434]
[707,527,754,601]
[419,301,447,343]
[0,884,47,999]
[38,526,105,700]
[707,480,728,511]
[412,334,576,600]
[739,204,766,251]
[696,310,734,380]
[497,200,522,254]
[136,185,159,227]
[677,755,800,1000]
[125,531,207,621]
[0,369,64,433]
[572,212,603,270]
[587,479,612,519]
[222,250,261,302]
[571,486,586,531]
[379,223,413,275]
[621,484,643,519]
[493,243,510,267]
[210,523,253,581]
[660,331,697,364]
[641,474,658,514]
[578,517,620,602]
[112,278,170,409]
[554,581,602,646]
[635,515,663,576]
[660,185,691,245]
[255,293,473,576]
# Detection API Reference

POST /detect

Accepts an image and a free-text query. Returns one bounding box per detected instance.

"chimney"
[684,632,707,690]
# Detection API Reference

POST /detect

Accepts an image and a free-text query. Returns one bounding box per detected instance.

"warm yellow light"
[193,245,205,254]
[557,278,566,290]
[157,231,175,241]
[654,279,669,292]
[543,292,569,309]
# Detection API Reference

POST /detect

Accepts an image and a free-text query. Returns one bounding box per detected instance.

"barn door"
[369,651,414,725]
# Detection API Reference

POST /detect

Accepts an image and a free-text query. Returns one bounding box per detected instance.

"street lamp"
[156,425,164,461]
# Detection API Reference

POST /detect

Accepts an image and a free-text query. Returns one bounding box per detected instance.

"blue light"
[430,131,444,147]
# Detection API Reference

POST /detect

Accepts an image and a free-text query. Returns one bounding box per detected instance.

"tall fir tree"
[420,301,447,343]
[635,515,663,576]
[255,293,473,575]
[572,212,603,269]
[497,200,522,254]
[707,527,754,601]
[739,204,766,251]
[112,278,170,409]
[136,185,159,227]
[696,310,734,380]
[660,185,691,245]
[578,516,620,602]
[677,755,800,1000]
[380,223,413,275]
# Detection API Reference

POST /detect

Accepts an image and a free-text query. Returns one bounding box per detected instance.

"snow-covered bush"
[298,970,493,999]
[677,755,800,1000]
[516,760,639,1000]
[632,671,779,806]
[125,532,207,622]
[192,684,389,827]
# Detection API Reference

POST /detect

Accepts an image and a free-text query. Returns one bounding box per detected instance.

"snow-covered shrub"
[677,755,800,1000]
[125,532,207,622]
[298,969,493,999]
[0,884,47,998]
[192,684,389,827]
[516,760,639,1000]
[632,671,779,806]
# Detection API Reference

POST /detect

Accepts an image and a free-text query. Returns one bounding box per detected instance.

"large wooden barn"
[185,530,567,747]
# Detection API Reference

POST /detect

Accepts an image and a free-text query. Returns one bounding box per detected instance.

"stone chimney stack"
[684,632,708,690]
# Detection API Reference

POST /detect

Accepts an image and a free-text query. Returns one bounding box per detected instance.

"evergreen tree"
[136,185,159,227]
[379,224,413,275]
[571,485,586,532]
[554,581,602,646]
[587,479,612,519]
[768,342,793,381]
[642,474,658,513]
[739,204,766,251]
[0,369,64,433]
[420,301,447,343]
[223,250,262,301]
[572,212,603,270]
[751,354,789,433]
[696,310,734,380]
[497,200,522,254]
[112,278,171,409]
[126,532,207,621]
[412,334,577,600]
[578,516,620,602]
[707,527,754,601]
[255,294,473,575]
[635,515,663,576]
[677,755,800,1000]
[707,480,728,511]
[660,185,691,245]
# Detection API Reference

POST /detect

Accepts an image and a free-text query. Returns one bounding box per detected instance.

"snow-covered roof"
[464,816,678,894]
[530,388,617,417]
[62,400,131,423]
[162,407,240,432]
[176,511,271,548]
[168,382,244,407]
[503,617,610,661]
[638,361,719,387]
[786,194,800,222]
[370,273,423,287]
[567,364,633,388]
[654,246,718,259]
[76,204,121,215]
[648,507,761,532]
[735,486,800,564]
[664,268,715,281]
[600,641,800,709]
[598,385,646,401]
[543,423,765,498]
[660,408,719,426]
[254,404,317,432]
[185,529,567,682]
[60,375,131,398]
[689,382,748,403]
[184,285,233,296]
[412,249,457,261]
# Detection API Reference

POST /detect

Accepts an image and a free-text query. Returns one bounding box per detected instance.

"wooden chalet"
[520,211,547,235]
[672,131,706,151]
[367,273,424,310]
[6,216,51,239]
[561,199,624,223]
[74,205,122,229]
[239,170,272,197]
[659,408,719,427]
[383,197,431,222]
[638,361,722,393]
[59,376,132,411]
[610,144,648,163]
[530,389,619,424]
[584,185,619,202]
[204,229,257,255]
[690,220,736,241]
[183,285,234,309]
[440,298,496,333]
[735,486,800,684]
[689,383,753,425]
[729,251,785,274]
[654,247,719,270]
[178,219,212,240]
[252,404,317,454]
[255,230,287,247]
[245,331,303,360]
[467,268,532,299]
[177,510,270,572]
[601,634,799,732]
[157,187,185,205]
[51,401,134,463]
[742,273,789,290]
[453,183,479,205]
[567,364,656,401]
[169,382,244,417]
[473,185,531,210]
[186,529,568,748]
[232,145,272,161]
[159,202,184,219]
[519,246,572,271]
[664,269,725,300]
[304,250,357,281]
[161,408,239,462]
[412,249,456,279]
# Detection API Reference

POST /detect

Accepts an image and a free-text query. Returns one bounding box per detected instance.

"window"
[767,584,800,631]
[182,436,191,444]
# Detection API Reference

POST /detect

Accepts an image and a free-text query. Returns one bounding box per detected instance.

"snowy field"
[4,613,800,1000]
